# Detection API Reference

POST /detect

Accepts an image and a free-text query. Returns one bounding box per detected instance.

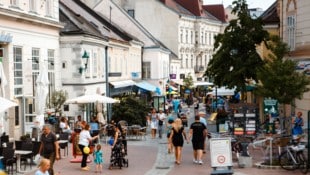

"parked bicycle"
[278,137,307,174]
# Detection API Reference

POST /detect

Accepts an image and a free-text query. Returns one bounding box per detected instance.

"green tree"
[205,0,269,92]
[48,90,68,116]
[183,73,194,90]
[112,96,149,126]
[256,35,310,115]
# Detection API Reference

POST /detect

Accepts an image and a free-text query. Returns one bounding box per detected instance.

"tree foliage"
[183,73,194,90]
[48,90,68,116]
[205,0,269,92]
[255,35,310,104]
[112,96,149,126]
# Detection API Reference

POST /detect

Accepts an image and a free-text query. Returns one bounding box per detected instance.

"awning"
[110,80,136,88]
[135,81,157,92]
[194,81,213,87]
[207,87,236,96]
[172,79,183,86]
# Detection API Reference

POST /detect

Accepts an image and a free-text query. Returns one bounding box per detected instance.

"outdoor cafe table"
[15,150,32,173]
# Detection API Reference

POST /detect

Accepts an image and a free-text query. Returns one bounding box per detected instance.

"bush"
[112,97,148,126]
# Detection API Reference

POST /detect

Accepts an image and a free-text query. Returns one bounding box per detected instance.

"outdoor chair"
[20,141,33,170]
[2,148,16,174]
[59,133,69,157]
[14,140,23,150]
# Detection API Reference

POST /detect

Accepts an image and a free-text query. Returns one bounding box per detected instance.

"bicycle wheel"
[297,152,308,174]
[279,151,299,170]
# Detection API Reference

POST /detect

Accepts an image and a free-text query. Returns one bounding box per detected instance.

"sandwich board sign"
[210,138,233,174]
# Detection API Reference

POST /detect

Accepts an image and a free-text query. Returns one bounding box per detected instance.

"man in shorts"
[187,115,207,165]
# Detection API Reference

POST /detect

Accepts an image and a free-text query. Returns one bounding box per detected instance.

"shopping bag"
[33,154,41,165]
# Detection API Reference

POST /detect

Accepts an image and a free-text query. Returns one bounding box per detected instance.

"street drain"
[155,166,169,169]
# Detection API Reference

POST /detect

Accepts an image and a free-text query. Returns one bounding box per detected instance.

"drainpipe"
[105,46,111,123]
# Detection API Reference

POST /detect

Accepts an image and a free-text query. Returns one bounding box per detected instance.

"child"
[35,158,51,175]
[94,144,103,173]
[166,114,174,154]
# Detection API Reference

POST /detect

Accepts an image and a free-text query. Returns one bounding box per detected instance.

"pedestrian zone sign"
[210,138,232,167]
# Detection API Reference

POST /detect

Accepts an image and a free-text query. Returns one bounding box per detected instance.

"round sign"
[217,155,226,164]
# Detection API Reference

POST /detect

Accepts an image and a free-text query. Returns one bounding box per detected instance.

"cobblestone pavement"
[22,106,308,175]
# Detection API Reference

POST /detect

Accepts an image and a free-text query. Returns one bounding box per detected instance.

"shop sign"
[0,31,13,43]
[169,74,176,79]
[263,98,278,117]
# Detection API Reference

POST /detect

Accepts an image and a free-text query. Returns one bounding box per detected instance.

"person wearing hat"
[157,108,166,139]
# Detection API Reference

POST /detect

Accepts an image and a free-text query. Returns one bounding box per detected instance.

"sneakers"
[198,160,203,165]
[81,167,89,171]
[193,159,198,164]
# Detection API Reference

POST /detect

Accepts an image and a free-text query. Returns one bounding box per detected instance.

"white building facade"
[0,0,62,136]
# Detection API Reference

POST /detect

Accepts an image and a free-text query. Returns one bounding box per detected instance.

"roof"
[260,1,279,25]
[203,4,227,22]
[159,0,221,21]
[59,2,105,39]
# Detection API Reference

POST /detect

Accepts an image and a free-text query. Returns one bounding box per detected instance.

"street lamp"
[79,50,89,74]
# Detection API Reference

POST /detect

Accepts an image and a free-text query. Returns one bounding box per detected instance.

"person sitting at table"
[59,117,72,134]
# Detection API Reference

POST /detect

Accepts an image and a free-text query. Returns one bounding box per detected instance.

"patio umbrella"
[0,62,7,97]
[35,65,49,128]
[65,94,119,104]
[0,97,18,113]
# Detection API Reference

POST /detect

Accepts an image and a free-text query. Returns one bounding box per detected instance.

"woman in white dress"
[150,108,158,139]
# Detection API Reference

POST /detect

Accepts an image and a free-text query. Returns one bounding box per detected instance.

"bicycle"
[278,137,307,173]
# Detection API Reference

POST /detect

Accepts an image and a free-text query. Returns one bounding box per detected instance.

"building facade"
[278,0,310,124]
[0,0,62,136]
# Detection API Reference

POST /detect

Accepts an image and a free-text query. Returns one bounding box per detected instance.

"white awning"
[172,79,183,86]
[207,87,236,96]
[110,80,136,88]
[194,82,213,87]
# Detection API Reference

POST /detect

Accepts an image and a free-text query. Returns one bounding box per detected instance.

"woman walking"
[150,108,158,139]
[169,118,187,165]
[78,124,99,171]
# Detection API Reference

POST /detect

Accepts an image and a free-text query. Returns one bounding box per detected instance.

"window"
[10,0,18,7]
[287,15,296,51]
[13,46,23,95]
[180,54,183,68]
[93,52,98,77]
[128,9,135,18]
[45,0,52,17]
[29,0,36,12]
[142,62,151,79]
[180,30,183,43]
[185,30,188,43]
[191,55,193,68]
[47,49,54,70]
[32,48,40,71]
[191,31,193,44]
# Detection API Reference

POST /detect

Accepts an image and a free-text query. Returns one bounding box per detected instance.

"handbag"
[108,137,114,146]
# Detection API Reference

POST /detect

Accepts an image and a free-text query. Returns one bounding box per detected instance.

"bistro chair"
[2,148,16,175]
[20,141,33,170]
[59,133,69,157]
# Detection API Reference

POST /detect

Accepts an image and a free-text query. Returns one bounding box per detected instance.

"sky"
[203,0,276,10]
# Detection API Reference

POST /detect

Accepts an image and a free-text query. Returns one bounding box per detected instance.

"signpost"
[210,138,233,175]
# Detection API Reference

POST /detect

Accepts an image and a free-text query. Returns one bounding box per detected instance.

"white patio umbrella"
[0,62,7,97]
[0,97,18,113]
[65,94,119,104]
[35,65,49,128]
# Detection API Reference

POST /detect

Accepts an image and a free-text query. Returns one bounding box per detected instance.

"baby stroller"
[109,139,128,169]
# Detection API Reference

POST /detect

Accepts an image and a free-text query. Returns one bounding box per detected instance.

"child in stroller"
[109,123,128,169]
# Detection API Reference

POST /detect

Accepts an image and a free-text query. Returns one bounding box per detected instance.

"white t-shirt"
[158,113,166,125]
[60,122,71,133]
[78,130,91,146]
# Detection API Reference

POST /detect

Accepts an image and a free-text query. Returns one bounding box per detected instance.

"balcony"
[194,65,205,73]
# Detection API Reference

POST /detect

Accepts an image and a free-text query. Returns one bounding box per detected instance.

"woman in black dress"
[169,118,188,165]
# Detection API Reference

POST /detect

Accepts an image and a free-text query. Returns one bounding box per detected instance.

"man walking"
[39,124,60,175]
[188,115,207,165]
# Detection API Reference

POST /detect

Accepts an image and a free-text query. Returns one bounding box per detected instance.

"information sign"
[210,138,232,167]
